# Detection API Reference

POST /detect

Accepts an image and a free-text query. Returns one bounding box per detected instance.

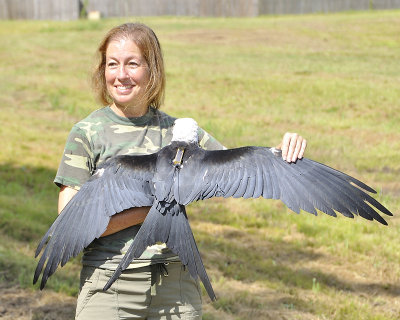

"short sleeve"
[54,126,94,190]
[198,128,226,151]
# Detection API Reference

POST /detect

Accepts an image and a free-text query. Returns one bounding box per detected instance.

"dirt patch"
[165,28,325,50]
[0,284,76,320]
[162,22,356,54]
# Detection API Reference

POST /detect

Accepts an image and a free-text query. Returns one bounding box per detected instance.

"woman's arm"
[58,185,78,213]
[58,185,150,237]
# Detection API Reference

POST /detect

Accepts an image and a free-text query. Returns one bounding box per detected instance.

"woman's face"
[105,38,150,114]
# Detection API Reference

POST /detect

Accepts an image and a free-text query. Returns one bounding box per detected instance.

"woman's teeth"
[117,85,133,90]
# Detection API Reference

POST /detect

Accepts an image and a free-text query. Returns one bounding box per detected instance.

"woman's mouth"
[116,85,134,93]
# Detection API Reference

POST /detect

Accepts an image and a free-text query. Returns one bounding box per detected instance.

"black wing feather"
[178,146,392,224]
[34,154,157,289]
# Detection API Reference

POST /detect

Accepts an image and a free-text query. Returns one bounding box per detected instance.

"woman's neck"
[110,103,149,118]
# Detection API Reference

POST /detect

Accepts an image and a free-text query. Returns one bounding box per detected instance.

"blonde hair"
[92,23,165,109]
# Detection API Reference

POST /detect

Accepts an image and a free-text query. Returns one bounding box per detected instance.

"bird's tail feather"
[171,204,216,301]
[103,201,216,301]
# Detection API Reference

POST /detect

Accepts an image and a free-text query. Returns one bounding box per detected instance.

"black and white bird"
[34,118,393,301]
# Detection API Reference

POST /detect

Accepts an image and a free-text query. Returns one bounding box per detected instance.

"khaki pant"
[76,262,202,320]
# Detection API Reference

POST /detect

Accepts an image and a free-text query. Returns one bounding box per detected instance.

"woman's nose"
[117,65,128,79]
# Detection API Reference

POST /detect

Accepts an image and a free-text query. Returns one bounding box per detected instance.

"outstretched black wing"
[103,200,217,301]
[177,146,392,224]
[34,153,158,289]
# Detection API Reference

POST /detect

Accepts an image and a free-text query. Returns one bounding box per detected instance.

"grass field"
[0,10,399,320]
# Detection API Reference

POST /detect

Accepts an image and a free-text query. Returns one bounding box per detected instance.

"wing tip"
[374,215,388,226]
[103,275,116,291]
[103,267,122,291]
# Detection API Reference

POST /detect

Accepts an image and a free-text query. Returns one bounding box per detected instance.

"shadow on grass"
[0,163,58,242]
[0,163,81,294]
[195,227,400,299]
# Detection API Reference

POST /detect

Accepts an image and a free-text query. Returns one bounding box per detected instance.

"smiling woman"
[105,39,150,117]
[92,23,165,117]
[53,22,226,320]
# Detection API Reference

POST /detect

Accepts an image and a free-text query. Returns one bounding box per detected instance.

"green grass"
[1,10,400,319]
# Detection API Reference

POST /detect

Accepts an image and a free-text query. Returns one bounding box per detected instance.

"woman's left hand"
[276,132,307,163]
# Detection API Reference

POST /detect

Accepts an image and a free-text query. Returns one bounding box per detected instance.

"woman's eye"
[107,62,117,68]
[129,61,139,68]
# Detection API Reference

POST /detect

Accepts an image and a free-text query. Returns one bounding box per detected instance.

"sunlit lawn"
[0,10,399,320]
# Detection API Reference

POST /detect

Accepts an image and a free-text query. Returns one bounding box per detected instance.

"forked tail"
[103,201,216,301]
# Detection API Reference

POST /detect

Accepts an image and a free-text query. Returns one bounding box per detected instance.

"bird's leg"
[172,147,185,167]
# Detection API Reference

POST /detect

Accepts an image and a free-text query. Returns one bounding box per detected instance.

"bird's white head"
[171,118,199,144]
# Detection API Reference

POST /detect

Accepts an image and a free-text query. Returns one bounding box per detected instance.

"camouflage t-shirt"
[54,106,224,270]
